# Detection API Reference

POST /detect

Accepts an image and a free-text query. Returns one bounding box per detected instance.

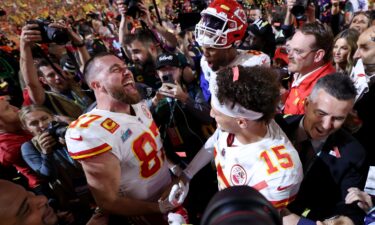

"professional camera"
[124,0,140,19]
[46,121,69,140]
[27,18,69,45]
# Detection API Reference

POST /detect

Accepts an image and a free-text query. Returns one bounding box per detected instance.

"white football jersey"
[65,101,171,201]
[208,120,303,209]
[201,49,271,94]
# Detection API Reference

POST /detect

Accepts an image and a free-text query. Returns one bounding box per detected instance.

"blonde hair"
[19,105,54,127]
[333,29,360,75]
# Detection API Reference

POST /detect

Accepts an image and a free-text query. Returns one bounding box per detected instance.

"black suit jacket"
[275,115,367,224]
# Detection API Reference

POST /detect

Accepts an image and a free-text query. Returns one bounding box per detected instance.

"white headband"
[211,94,263,120]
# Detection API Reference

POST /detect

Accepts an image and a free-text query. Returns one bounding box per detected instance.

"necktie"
[297,140,316,174]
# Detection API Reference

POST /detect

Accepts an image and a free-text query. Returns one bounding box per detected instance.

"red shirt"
[284,63,335,115]
[0,131,43,188]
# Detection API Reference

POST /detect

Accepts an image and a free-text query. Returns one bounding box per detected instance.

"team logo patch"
[100,118,119,133]
[141,104,152,119]
[121,129,133,143]
[230,164,247,185]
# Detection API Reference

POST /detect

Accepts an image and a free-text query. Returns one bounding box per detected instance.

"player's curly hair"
[216,65,280,123]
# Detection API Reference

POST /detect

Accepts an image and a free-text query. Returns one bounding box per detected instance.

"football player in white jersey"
[196,0,270,100]
[65,53,177,223]
[169,66,303,210]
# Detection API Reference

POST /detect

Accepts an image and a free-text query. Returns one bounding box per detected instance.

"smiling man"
[65,53,176,224]
[276,73,367,224]
[196,0,270,102]
[0,179,58,225]
[284,22,335,115]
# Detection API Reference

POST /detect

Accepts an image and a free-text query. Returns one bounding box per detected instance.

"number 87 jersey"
[213,120,303,210]
[65,101,171,201]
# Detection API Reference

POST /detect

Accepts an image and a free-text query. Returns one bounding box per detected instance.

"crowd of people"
[1,0,375,224]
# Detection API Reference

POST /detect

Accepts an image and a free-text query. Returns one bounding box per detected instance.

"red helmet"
[195,0,248,49]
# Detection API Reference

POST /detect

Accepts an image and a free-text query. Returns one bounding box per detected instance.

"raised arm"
[20,23,46,105]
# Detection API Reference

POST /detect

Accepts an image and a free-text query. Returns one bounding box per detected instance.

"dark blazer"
[275,114,367,224]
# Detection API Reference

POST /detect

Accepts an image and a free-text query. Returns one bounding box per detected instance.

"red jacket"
[284,63,335,115]
[0,131,44,188]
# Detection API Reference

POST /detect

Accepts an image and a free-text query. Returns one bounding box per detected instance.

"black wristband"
[72,41,85,47]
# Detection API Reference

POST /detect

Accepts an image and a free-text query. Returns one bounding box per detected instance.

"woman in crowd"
[19,105,94,224]
[349,11,372,34]
[333,28,359,75]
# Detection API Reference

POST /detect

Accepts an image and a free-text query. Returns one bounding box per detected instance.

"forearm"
[20,42,44,104]
[152,24,177,51]
[21,144,54,177]
[76,45,90,69]
[284,11,294,26]
[119,16,127,47]
[184,144,214,179]
[100,197,160,216]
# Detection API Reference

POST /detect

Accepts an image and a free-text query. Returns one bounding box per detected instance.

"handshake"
[158,172,191,214]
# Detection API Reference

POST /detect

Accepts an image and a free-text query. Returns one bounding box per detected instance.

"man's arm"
[19,24,46,105]
[81,151,161,216]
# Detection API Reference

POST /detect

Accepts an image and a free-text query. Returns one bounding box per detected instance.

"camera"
[162,74,174,84]
[291,0,309,20]
[124,0,140,19]
[46,121,69,140]
[27,18,69,45]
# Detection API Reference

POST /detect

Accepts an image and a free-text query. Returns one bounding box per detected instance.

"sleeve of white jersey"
[183,128,220,179]
[65,116,113,161]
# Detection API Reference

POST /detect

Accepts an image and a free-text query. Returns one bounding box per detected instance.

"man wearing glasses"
[284,22,336,115]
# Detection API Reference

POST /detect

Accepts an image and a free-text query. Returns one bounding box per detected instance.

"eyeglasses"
[285,47,318,59]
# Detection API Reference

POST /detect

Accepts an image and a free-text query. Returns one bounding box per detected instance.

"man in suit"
[276,73,367,224]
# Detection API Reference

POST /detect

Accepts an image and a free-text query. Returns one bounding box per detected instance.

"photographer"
[20,21,93,119]
[116,0,179,90]
[19,105,94,224]
[150,52,212,164]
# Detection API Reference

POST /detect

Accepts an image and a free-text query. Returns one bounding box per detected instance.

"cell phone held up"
[162,74,174,84]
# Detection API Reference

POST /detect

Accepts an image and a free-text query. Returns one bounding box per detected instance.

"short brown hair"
[300,22,334,63]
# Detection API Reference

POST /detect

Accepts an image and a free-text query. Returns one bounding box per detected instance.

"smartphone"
[162,74,174,84]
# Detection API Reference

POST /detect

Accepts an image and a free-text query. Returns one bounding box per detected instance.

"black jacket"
[276,114,367,224]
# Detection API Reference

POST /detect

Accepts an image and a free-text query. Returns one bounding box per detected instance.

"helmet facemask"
[195,8,238,49]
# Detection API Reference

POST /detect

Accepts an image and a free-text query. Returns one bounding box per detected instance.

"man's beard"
[108,86,142,105]
[135,52,156,74]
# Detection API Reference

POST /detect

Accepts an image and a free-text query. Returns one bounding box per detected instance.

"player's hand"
[168,207,188,225]
[168,180,189,207]
[158,198,176,214]
[38,132,57,154]
[345,187,373,213]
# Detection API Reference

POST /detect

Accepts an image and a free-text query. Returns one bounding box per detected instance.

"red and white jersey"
[209,120,302,209]
[65,101,171,201]
[201,49,271,94]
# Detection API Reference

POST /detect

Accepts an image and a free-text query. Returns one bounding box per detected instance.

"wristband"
[297,218,316,225]
[72,41,85,47]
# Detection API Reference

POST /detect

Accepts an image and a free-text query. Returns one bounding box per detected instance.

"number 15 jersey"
[212,120,303,209]
[65,101,171,201]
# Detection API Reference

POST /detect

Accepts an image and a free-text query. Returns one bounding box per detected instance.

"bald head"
[354,26,375,74]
